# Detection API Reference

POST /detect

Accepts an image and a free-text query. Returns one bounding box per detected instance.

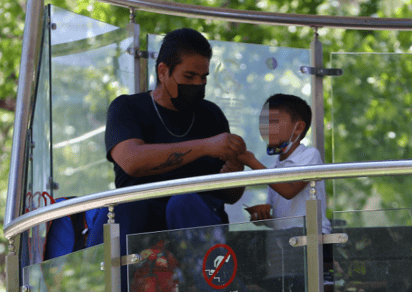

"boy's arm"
[238,151,307,200]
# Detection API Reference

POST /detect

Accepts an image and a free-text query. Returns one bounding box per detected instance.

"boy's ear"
[295,120,306,136]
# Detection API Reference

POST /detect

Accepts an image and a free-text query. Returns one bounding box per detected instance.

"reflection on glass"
[127,217,306,292]
[331,53,412,213]
[50,5,134,199]
[333,209,412,292]
[23,244,104,292]
[148,34,311,223]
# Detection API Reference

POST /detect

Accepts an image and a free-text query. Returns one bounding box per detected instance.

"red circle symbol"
[202,244,237,289]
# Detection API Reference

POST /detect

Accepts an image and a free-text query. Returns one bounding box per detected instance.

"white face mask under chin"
[267,123,300,155]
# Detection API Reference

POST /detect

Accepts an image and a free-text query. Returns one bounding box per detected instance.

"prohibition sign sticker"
[202,244,238,289]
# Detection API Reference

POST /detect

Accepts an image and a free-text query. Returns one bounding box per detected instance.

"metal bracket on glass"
[289,233,348,247]
[126,48,158,59]
[300,66,343,76]
[100,254,142,270]
[21,286,30,292]
[121,254,142,266]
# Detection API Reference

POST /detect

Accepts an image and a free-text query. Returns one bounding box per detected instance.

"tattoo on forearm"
[153,150,192,170]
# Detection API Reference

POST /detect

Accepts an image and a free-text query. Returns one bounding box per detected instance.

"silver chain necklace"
[150,92,195,138]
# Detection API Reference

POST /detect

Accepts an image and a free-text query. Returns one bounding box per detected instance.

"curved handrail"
[4,159,412,240]
[98,0,412,30]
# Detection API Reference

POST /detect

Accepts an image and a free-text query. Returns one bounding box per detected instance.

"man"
[104,27,246,253]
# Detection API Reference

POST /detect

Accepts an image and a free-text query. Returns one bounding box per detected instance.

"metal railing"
[5,159,412,240]
[99,0,412,30]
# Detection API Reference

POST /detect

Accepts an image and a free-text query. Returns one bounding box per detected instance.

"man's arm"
[238,151,307,200]
[111,133,246,177]
[218,159,245,204]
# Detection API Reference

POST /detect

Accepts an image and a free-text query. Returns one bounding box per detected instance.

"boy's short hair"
[262,93,312,138]
[155,28,213,84]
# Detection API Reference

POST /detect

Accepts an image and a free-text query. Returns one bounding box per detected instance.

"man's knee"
[166,193,202,215]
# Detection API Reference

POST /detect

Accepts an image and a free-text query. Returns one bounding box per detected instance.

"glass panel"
[333,209,412,292]
[331,53,412,212]
[127,217,307,292]
[50,5,134,199]
[22,6,53,266]
[23,244,104,292]
[148,34,311,223]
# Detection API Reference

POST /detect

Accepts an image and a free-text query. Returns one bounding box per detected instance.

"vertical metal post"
[310,30,325,162]
[6,238,19,292]
[127,8,141,94]
[5,0,44,227]
[306,181,324,292]
[104,206,121,292]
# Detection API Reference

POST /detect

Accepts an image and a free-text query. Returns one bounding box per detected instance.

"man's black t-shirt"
[105,91,229,191]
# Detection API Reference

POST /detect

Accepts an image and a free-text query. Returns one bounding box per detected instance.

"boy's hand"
[237,150,256,167]
[245,204,272,221]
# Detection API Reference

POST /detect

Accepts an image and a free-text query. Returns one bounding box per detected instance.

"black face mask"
[166,76,206,112]
[171,83,205,112]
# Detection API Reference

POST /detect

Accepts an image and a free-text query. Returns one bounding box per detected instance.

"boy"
[238,93,331,234]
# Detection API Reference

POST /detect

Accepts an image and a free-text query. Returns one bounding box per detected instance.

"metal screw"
[8,244,15,253]
[289,237,298,247]
[29,154,33,161]
[131,254,140,263]
[339,234,348,243]
[151,52,158,59]
[8,239,15,254]
[51,23,57,30]
[107,206,115,224]
[129,8,135,23]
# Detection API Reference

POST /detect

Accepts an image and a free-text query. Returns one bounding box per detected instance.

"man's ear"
[157,62,169,84]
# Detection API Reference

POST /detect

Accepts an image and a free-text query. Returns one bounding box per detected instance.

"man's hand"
[220,158,244,173]
[205,133,246,161]
[218,157,245,204]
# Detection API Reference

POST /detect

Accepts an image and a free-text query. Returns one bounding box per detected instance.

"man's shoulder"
[109,92,151,109]
[198,99,226,119]
[200,99,222,111]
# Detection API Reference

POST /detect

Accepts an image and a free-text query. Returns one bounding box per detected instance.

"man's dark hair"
[155,28,213,84]
[263,93,312,138]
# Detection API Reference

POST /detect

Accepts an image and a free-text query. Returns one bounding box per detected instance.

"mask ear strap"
[289,123,301,143]
[281,123,301,155]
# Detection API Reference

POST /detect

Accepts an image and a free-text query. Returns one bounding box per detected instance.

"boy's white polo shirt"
[267,144,332,234]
